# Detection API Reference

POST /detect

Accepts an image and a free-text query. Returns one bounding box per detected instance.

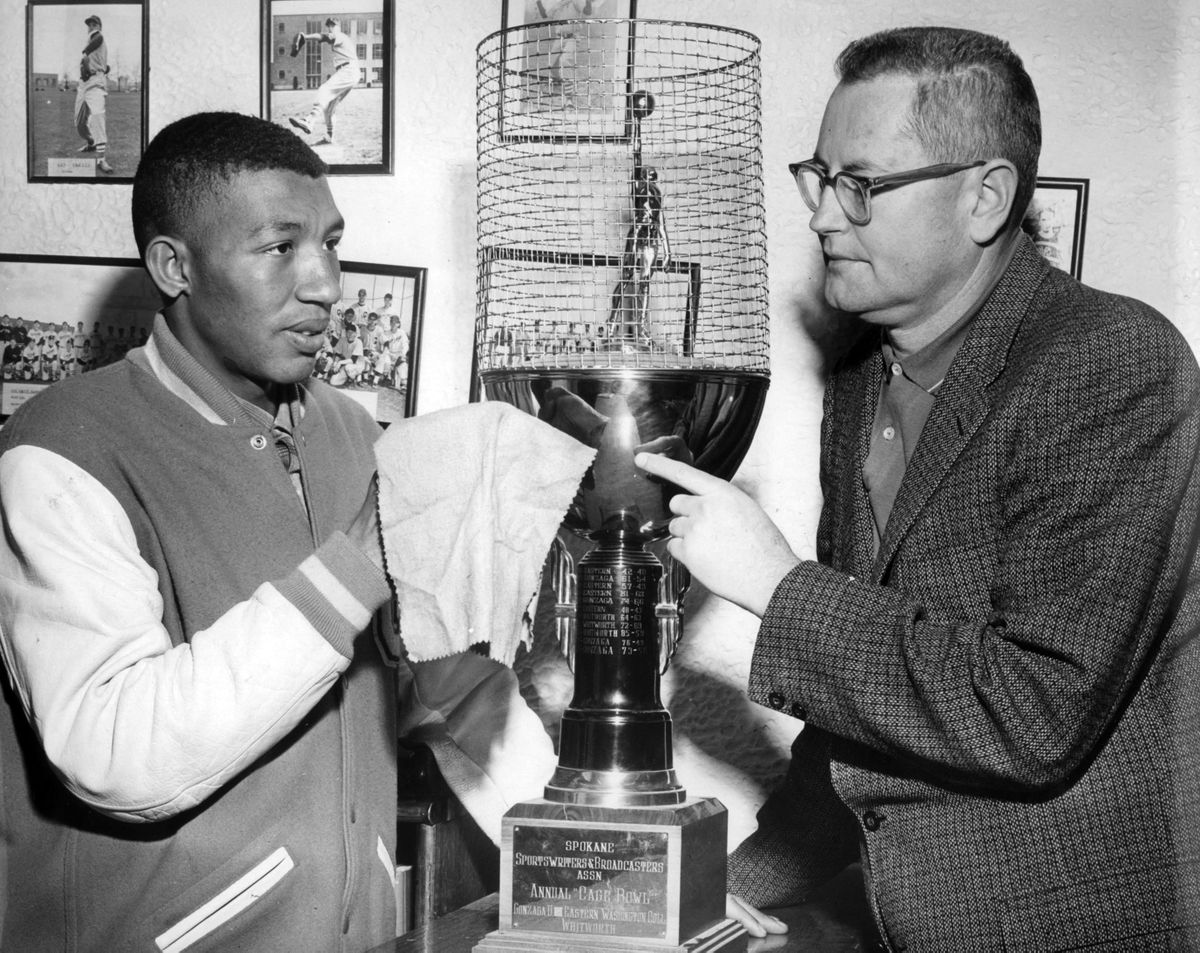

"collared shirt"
[862,309,976,549]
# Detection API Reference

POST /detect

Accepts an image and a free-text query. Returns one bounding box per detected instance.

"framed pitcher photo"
[497,0,637,143]
[262,0,394,175]
[26,0,148,182]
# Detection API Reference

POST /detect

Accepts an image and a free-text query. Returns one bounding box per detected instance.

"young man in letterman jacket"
[0,112,408,952]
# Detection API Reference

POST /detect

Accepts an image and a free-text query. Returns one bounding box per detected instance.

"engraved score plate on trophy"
[578,564,654,660]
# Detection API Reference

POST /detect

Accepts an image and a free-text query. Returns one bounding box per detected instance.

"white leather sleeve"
[0,445,349,822]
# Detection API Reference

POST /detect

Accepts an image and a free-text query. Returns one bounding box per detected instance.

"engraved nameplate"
[509,824,670,939]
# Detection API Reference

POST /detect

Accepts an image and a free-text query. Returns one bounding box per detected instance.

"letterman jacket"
[0,315,399,952]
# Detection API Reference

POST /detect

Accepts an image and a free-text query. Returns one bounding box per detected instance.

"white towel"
[375,400,595,665]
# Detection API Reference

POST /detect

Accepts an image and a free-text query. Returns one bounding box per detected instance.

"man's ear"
[967,159,1019,244]
[143,234,191,301]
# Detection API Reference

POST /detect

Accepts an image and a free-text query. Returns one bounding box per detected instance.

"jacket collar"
[134,313,302,427]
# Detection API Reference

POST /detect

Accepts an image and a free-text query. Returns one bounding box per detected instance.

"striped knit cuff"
[273,532,392,658]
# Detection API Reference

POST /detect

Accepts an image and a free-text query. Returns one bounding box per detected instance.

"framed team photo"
[0,254,157,418]
[1022,177,1089,280]
[496,0,637,143]
[0,255,428,424]
[316,261,427,422]
[26,0,148,183]
[261,0,394,175]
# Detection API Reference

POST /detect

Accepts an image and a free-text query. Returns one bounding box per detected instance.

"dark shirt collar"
[881,305,977,395]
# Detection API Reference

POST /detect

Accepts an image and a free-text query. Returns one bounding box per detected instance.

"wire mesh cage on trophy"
[475,19,767,374]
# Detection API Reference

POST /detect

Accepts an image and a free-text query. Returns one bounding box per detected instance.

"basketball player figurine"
[607,91,669,349]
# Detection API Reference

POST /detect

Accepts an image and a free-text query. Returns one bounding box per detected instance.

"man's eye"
[325,236,342,252]
[266,242,293,255]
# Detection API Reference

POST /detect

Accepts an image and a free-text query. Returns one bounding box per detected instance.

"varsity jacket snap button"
[767,692,786,710]
[250,434,268,450]
[788,702,807,720]
[862,810,884,832]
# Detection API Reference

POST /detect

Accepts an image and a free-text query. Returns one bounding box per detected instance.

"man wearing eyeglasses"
[637,25,1200,951]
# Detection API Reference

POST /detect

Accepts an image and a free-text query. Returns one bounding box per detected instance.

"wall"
[1,0,1196,849]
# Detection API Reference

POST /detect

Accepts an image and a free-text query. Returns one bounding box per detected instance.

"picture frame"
[0,253,157,417]
[26,0,148,183]
[498,0,637,143]
[262,0,394,176]
[0,254,426,424]
[1022,177,1089,280]
[319,261,427,422]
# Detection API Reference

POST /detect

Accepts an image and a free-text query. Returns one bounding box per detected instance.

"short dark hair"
[836,26,1041,229]
[131,111,327,257]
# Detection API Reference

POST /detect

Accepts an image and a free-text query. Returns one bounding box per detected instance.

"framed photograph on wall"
[26,0,148,182]
[498,0,636,142]
[317,261,426,422]
[262,0,394,175]
[0,254,426,424]
[1022,177,1089,280]
[0,253,157,417]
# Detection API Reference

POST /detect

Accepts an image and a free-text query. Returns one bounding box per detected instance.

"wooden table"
[374,865,881,953]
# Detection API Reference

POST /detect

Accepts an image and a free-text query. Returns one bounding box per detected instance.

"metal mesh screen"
[475,19,767,373]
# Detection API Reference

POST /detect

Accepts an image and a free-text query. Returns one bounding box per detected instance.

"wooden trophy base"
[473,797,746,953]
[472,916,746,952]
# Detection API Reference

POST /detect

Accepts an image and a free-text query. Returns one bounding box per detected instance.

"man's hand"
[346,476,385,573]
[634,452,799,618]
[727,894,788,939]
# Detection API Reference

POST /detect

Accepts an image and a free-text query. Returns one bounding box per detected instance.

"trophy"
[473,19,767,952]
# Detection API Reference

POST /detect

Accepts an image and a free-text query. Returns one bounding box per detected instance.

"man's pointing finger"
[634,452,725,495]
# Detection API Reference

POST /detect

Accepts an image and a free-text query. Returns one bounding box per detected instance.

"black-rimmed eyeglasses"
[788,159,986,226]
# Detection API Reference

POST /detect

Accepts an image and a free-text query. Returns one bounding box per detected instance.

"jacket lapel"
[871,237,1051,581]
[830,340,882,579]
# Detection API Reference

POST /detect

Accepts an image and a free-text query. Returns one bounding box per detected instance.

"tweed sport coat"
[726,237,1200,952]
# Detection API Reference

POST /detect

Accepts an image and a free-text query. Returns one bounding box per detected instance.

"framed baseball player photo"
[315,261,427,422]
[262,0,395,175]
[495,0,637,143]
[26,0,148,183]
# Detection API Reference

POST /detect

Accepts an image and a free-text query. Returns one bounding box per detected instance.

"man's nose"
[300,252,341,306]
[808,183,847,234]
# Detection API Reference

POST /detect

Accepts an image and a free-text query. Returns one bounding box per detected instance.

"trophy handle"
[655,550,690,675]
[550,532,577,672]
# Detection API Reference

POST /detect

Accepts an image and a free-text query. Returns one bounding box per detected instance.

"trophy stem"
[545,532,685,807]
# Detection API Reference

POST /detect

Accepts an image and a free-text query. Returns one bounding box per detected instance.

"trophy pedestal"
[473,798,746,953]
